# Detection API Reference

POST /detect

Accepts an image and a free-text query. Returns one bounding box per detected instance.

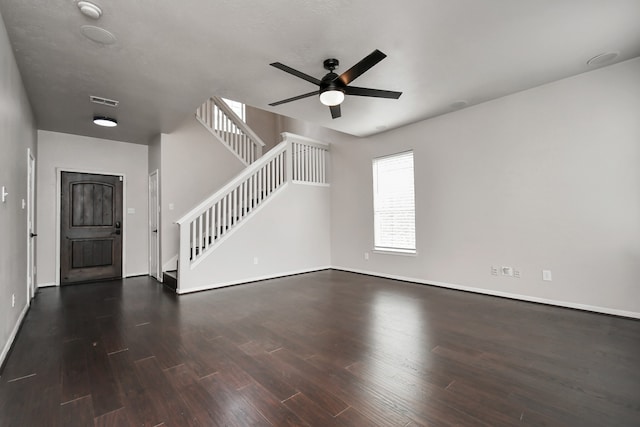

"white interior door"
[149,170,160,280]
[27,149,36,300]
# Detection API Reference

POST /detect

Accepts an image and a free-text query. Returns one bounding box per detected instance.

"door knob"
[30,232,38,238]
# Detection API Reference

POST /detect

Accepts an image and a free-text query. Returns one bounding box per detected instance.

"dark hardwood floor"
[1,270,638,426]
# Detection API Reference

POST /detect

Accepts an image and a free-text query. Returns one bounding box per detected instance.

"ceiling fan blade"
[270,62,322,86]
[338,49,387,86]
[344,86,402,99]
[330,104,341,119]
[269,91,318,106]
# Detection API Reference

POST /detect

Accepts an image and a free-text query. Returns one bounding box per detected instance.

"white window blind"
[373,151,416,253]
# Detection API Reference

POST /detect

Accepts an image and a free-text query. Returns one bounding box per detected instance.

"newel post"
[285,137,293,183]
[177,222,191,292]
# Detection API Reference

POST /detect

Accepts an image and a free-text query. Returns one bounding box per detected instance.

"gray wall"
[246,105,283,152]
[36,131,150,285]
[286,58,640,317]
[0,11,37,365]
[158,115,246,270]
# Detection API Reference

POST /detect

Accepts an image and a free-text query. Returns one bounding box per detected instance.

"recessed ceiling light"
[80,25,116,45]
[93,116,117,127]
[77,1,102,19]
[450,100,468,109]
[586,51,619,67]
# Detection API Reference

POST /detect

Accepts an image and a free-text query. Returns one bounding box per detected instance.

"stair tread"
[164,270,177,279]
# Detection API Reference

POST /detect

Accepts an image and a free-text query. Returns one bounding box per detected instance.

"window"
[222,98,245,122]
[215,98,246,132]
[372,151,416,253]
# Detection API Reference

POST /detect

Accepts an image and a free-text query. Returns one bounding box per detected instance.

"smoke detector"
[77,1,102,20]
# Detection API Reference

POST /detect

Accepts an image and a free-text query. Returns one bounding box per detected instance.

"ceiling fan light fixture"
[93,116,117,127]
[319,89,345,106]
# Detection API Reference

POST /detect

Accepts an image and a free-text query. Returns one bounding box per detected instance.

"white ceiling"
[1,0,639,144]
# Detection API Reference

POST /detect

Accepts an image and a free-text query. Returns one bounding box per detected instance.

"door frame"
[26,148,36,302]
[148,169,161,280]
[55,168,128,286]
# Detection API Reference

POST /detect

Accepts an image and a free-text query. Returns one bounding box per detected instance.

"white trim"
[148,169,161,280]
[332,266,640,320]
[37,282,57,288]
[280,132,330,148]
[372,249,417,256]
[291,181,330,188]
[26,148,36,304]
[55,168,128,285]
[0,303,29,368]
[177,266,331,294]
[125,272,150,278]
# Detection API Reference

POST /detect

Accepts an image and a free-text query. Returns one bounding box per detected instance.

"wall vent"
[90,96,119,107]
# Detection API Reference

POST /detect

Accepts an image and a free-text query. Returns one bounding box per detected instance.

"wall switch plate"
[11,294,15,308]
[501,266,513,276]
[542,270,552,281]
[127,208,136,214]
[364,252,369,260]
[253,257,259,265]
[22,199,26,209]
[1,186,7,203]
[491,266,498,276]
[514,270,521,278]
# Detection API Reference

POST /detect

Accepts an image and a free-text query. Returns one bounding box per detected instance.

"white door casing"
[149,170,160,280]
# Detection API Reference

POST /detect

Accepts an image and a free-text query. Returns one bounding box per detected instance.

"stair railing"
[176,133,329,271]
[196,97,266,165]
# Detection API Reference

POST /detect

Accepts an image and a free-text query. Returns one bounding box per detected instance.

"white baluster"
[198,215,203,257]
[204,209,210,251]
[315,147,320,183]
[248,174,253,213]
[215,201,221,240]
[222,195,227,236]
[191,220,196,261]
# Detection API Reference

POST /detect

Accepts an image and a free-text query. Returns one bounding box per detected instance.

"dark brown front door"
[60,172,123,285]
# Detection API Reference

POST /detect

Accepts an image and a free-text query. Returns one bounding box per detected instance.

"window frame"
[372,150,417,255]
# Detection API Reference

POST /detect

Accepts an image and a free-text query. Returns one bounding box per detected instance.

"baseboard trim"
[332,266,640,320]
[177,266,332,295]
[37,282,57,288]
[125,273,150,278]
[0,302,30,372]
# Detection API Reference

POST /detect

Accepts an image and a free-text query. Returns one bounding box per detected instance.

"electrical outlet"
[12,294,15,308]
[501,266,513,277]
[514,270,521,278]
[364,252,369,260]
[490,266,498,276]
[542,270,552,281]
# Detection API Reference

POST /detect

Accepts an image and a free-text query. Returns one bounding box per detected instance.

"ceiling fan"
[268,49,402,119]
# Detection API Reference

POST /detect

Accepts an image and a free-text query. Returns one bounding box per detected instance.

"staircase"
[168,98,330,293]
[196,97,265,165]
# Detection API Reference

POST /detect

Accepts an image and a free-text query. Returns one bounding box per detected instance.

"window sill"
[373,249,417,257]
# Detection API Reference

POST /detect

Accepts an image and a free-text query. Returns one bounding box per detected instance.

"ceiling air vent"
[90,95,119,107]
